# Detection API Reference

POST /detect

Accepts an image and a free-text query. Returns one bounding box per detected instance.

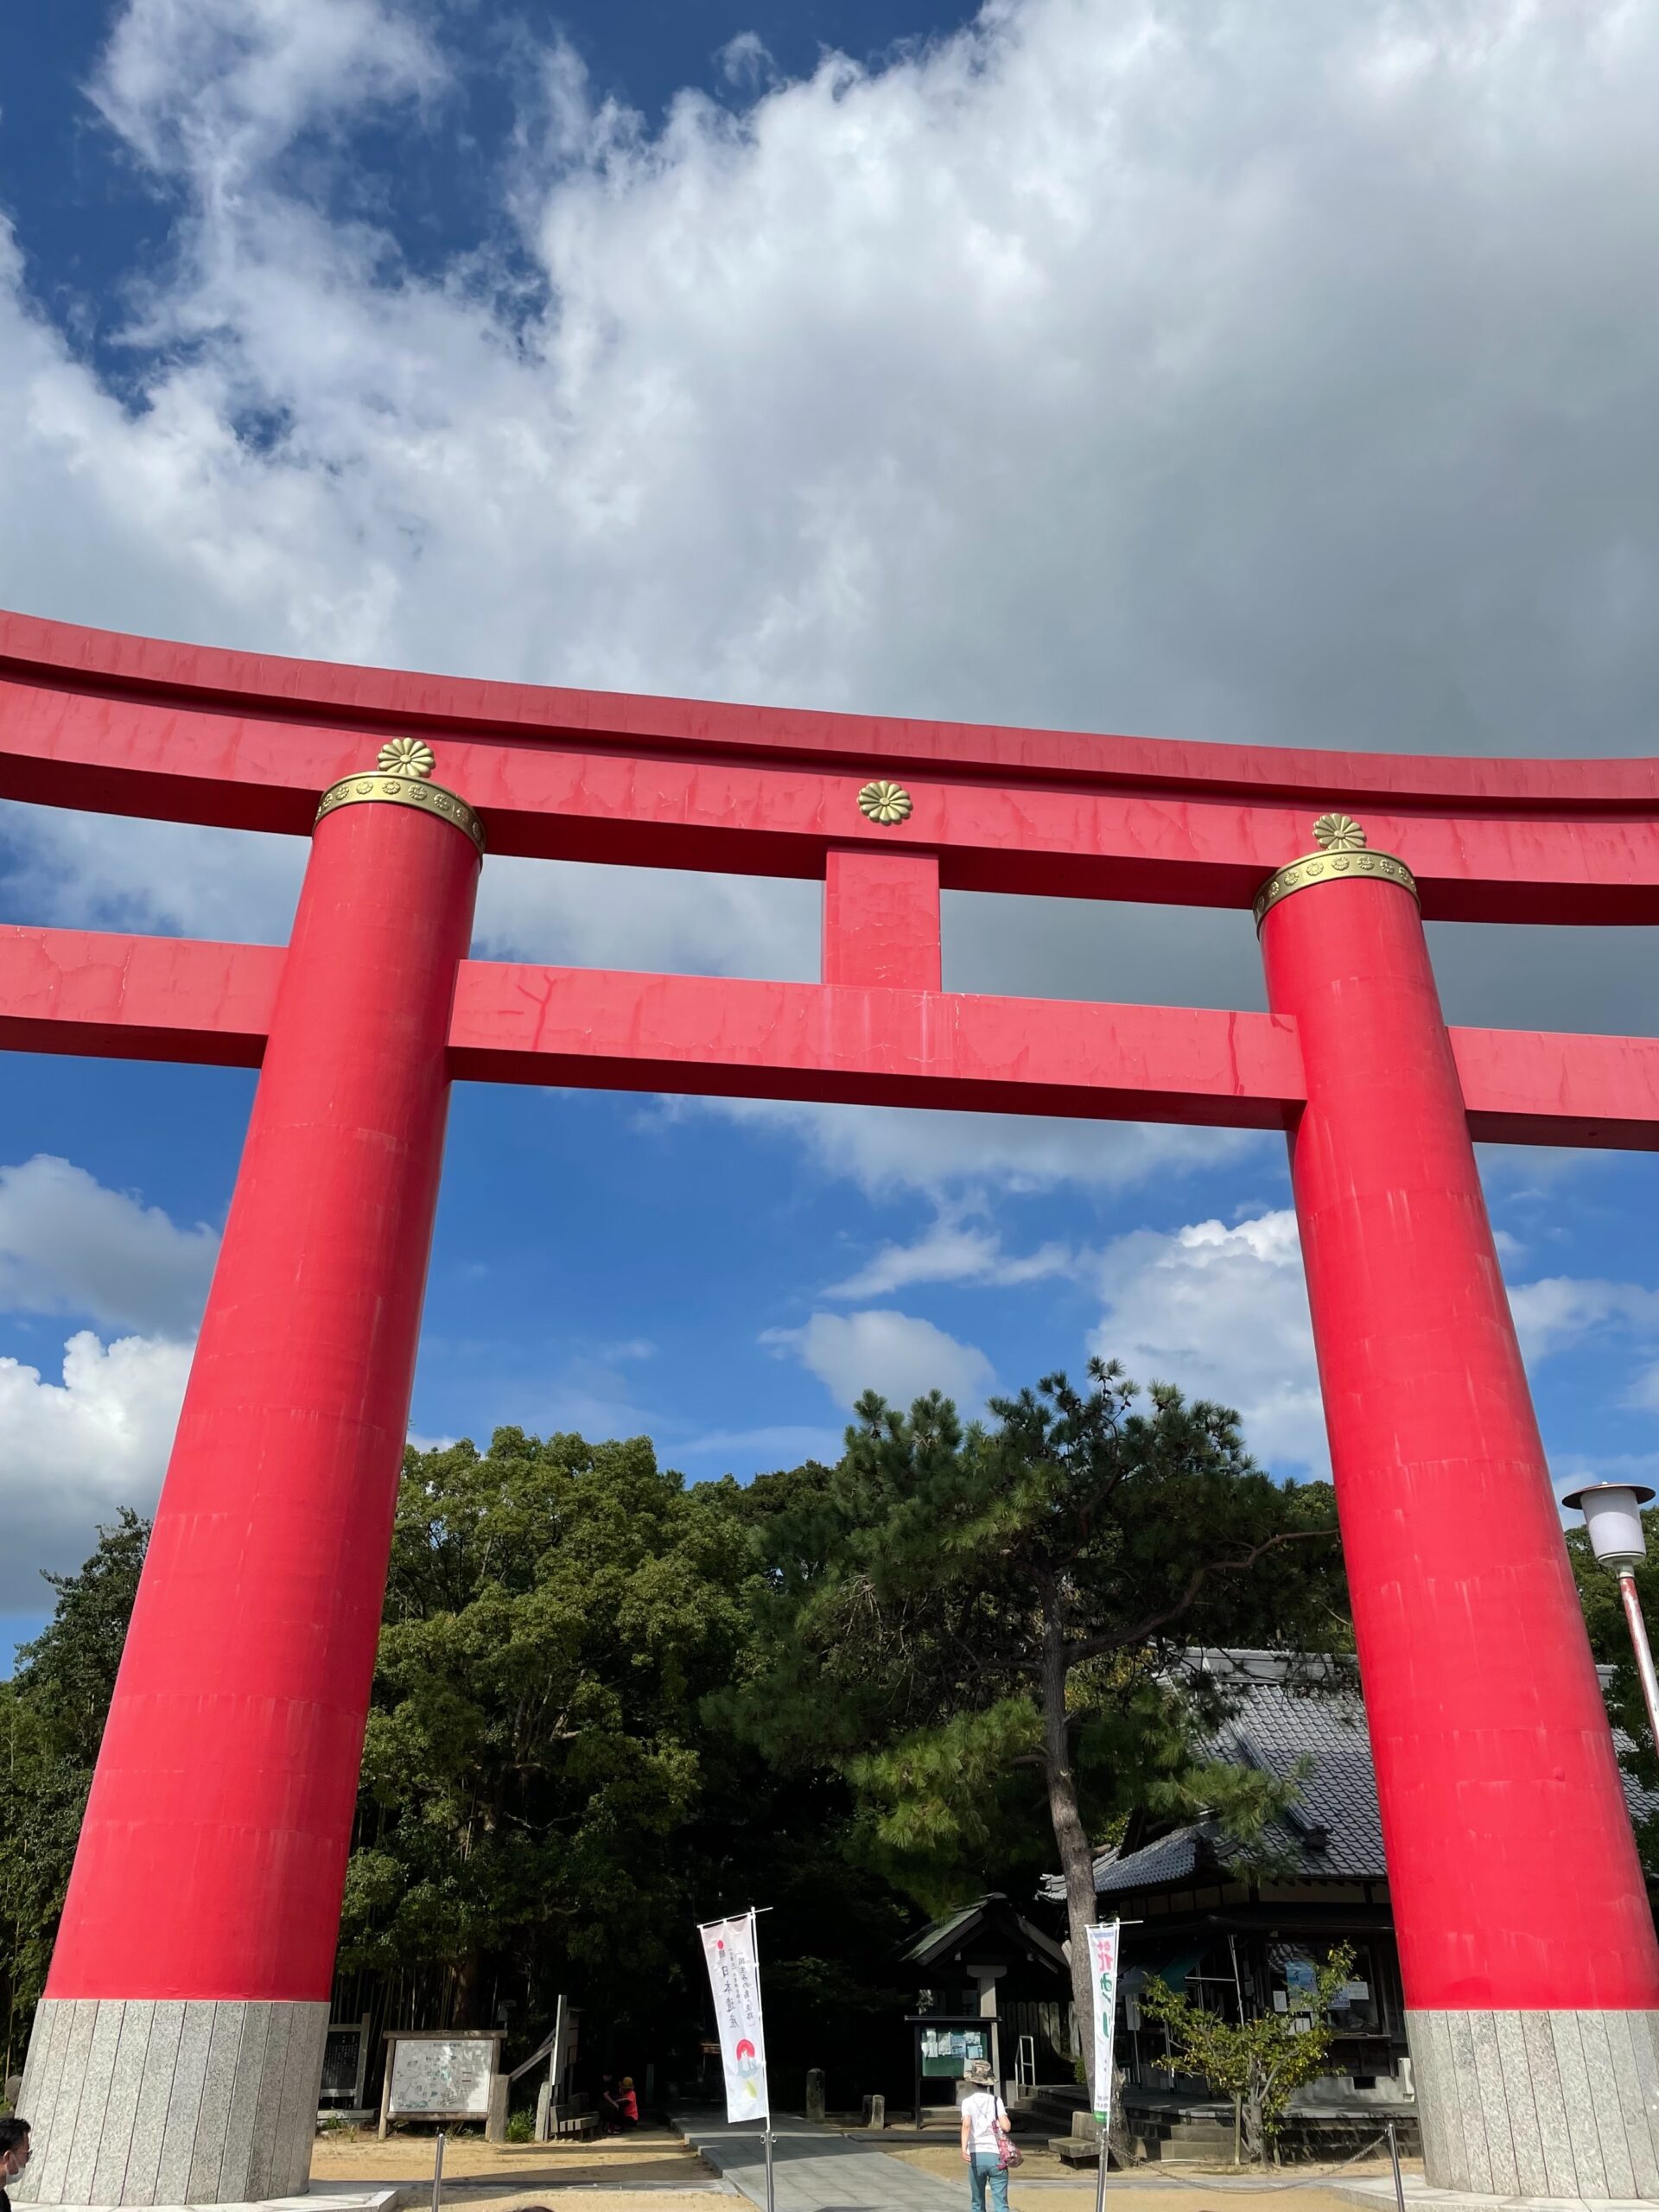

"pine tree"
[727,1362,1349,2107]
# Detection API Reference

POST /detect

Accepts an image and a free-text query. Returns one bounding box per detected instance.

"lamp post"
[1563,1482,1659,1755]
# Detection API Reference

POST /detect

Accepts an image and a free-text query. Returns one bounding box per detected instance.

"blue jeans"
[969,2152,1010,2212]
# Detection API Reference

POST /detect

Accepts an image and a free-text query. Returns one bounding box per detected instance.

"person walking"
[958,2060,1010,2212]
[0,2117,32,2212]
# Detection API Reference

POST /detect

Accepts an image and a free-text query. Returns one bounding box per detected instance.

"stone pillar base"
[15,1998,328,2206]
[1409,2008,1659,2197]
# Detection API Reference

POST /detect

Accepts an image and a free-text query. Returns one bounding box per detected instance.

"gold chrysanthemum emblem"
[378,738,436,779]
[1312,812,1366,853]
[857,779,913,826]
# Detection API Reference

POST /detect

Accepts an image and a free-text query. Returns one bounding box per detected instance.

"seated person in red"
[602,2077,639,2130]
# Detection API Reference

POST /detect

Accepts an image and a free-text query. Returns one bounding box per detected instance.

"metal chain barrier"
[1097,2126,1395,2191]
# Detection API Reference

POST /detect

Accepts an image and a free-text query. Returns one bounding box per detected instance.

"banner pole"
[752,1908,777,2212]
[1084,1923,1119,2212]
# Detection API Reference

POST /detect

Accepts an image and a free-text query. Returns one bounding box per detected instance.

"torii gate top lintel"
[6,607,1659,920]
[5,607,1659,1156]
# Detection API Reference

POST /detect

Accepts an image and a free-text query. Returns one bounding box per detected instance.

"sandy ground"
[1007,2192,1371,2212]
[308,2123,1414,2212]
[308,2123,721,2209]
[887,2141,1420,2212]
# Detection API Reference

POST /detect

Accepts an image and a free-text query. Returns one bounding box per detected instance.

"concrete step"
[1017,2088,1088,2126]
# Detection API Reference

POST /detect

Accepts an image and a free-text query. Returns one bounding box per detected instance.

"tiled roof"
[902,1891,1070,1971]
[1084,1650,1659,1897]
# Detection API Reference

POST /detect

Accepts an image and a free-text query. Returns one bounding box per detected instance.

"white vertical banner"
[700,1910,771,2124]
[1084,1922,1121,2122]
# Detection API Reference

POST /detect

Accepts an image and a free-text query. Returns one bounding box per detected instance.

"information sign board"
[390,2037,493,2116]
[378,2031,506,2136]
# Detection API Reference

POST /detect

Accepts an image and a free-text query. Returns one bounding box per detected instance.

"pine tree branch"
[1068,1527,1336,1663]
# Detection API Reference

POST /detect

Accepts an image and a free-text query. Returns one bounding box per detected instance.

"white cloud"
[825,1211,1075,1298]
[717,32,777,94]
[0,808,822,982]
[762,1307,995,1410]
[0,802,306,946]
[91,0,445,184]
[679,1422,845,1469]
[1508,1275,1659,1365]
[0,1155,219,1335]
[0,1159,219,1610]
[474,858,818,982]
[596,1336,658,1364]
[0,1159,215,1604]
[20,0,1659,754]
[0,1330,191,1607]
[1081,1215,1659,1478]
[5,0,1659,1063]
[689,1097,1260,1196]
[1089,1209,1326,1472]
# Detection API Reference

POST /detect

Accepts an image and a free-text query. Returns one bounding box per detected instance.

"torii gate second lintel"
[7,611,1659,2203]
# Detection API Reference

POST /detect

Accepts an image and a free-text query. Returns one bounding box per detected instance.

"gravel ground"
[308,2122,724,2206]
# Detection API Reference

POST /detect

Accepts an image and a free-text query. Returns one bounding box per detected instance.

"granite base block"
[23,2193,407,2212]
[1340,2179,1652,2212]
[14,1999,330,2207]
[1408,2009,1659,2200]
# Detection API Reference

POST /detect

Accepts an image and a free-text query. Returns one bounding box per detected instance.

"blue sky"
[7,0,1659,1662]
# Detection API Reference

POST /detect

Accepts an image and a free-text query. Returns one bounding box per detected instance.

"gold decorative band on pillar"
[1253,810,1416,931]
[315,772,486,855]
[315,738,486,856]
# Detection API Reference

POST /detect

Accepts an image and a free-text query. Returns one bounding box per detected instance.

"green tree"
[728,1363,1347,2105]
[342,1427,756,2042]
[1138,1942,1355,2164]
[1567,1512,1659,1871]
[0,1453,924,2102]
[686,1465,918,2107]
[0,1510,149,2075]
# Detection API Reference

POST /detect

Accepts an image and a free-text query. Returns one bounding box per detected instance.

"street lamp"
[1562,1482,1659,1755]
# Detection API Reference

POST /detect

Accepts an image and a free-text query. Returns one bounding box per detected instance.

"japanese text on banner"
[1084,1922,1121,2122]
[699,1913,770,2124]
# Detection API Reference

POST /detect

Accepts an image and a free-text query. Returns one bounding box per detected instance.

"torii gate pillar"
[16,771,480,2208]
[1261,836,1659,2192]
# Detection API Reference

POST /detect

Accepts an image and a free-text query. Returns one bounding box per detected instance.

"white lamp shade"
[1562,1482,1655,1571]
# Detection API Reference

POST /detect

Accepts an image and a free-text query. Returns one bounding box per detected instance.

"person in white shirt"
[958,2059,1011,2212]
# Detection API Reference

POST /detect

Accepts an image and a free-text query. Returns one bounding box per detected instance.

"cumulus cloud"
[686,1096,1262,1196]
[1089,1210,1327,1472]
[1506,1275,1659,1424]
[474,859,819,982]
[762,1307,996,1410]
[92,0,445,183]
[0,1155,216,1605]
[10,0,1657,752]
[825,1211,1075,1298]
[0,1154,219,1335]
[1509,1275,1659,1365]
[1080,1212,1659,1480]
[0,1331,192,1608]
[0,807,822,981]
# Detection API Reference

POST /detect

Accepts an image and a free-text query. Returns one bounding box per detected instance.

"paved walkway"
[1336,2178,1652,2212]
[674,2115,964,2212]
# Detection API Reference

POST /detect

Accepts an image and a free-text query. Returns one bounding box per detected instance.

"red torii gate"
[7,609,1659,2203]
